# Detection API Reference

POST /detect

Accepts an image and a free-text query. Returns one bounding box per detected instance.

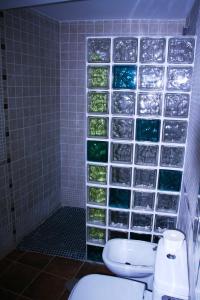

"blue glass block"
[113,65,137,89]
[109,188,131,209]
[158,169,182,192]
[154,215,177,233]
[87,245,103,262]
[111,118,134,140]
[130,232,151,242]
[136,119,161,142]
[110,166,132,187]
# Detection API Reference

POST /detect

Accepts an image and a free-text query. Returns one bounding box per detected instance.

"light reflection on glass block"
[160,146,185,168]
[88,66,110,89]
[88,207,106,225]
[112,92,135,115]
[113,65,137,89]
[110,166,132,187]
[131,212,153,232]
[88,117,108,138]
[154,215,177,233]
[140,38,166,63]
[139,66,164,90]
[88,187,107,206]
[166,67,193,91]
[137,93,162,116]
[162,120,187,143]
[136,119,161,142]
[164,93,189,118]
[134,168,157,189]
[135,144,159,166]
[109,210,129,229]
[88,91,109,114]
[113,38,138,63]
[156,193,179,213]
[133,191,155,211]
[111,143,133,163]
[111,118,134,140]
[88,165,107,184]
[87,227,106,245]
[88,38,111,63]
[168,38,195,64]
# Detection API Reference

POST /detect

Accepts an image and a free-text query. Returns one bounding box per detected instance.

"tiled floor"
[0,250,113,300]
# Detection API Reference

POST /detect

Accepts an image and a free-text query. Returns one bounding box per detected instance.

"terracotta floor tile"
[0,258,13,276]
[76,262,113,279]
[18,252,53,270]
[0,288,18,300]
[6,250,25,262]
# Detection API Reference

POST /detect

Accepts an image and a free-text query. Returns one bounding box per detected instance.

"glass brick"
[168,38,195,64]
[140,38,166,63]
[166,67,193,91]
[88,186,107,206]
[88,91,109,114]
[112,92,135,115]
[131,212,153,232]
[113,65,137,89]
[109,210,129,229]
[87,140,108,163]
[156,193,179,213]
[154,215,177,233]
[87,38,111,63]
[88,165,107,184]
[109,188,131,209]
[108,230,128,240]
[137,93,162,116]
[164,93,189,118]
[113,38,138,63]
[88,66,109,89]
[88,117,108,138]
[136,119,161,142]
[87,245,103,262]
[139,66,164,90]
[133,191,155,211]
[111,118,134,140]
[158,169,182,192]
[88,207,106,225]
[162,120,187,143]
[110,166,132,187]
[160,146,185,168]
[135,144,159,166]
[111,143,133,163]
[134,168,157,189]
[130,232,151,242]
[87,227,106,245]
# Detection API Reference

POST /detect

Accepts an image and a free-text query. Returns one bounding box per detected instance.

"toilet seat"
[69,274,146,300]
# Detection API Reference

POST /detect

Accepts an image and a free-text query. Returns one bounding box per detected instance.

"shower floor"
[18,206,86,260]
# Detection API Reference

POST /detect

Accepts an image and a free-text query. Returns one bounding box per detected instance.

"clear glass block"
[88,207,106,225]
[87,140,108,163]
[87,38,111,63]
[131,212,153,232]
[166,67,193,91]
[135,144,159,166]
[109,210,129,229]
[108,230,128,240]
[88,165,107,184]
[88,91,109,114]
[133,191,155,211]
[134,168,157,189]
[130,232,152,242]
[88,117,108,138]
[139,66,164,90]
[136,119,161,142]
[111,118,134,140]
[140,38,166,63]
[162,120,187,143]
[87,66,110,89]
[164,93,189,118]
[154,215,177,233]
[111,143,133,163]
[137,93,162,116]
[110,166,132,187]
[113,65,137,89]
[87,227,106,245]
[87,245,103,262]
[168,38,195,64]
[109,188,131,209]
[160,146,185,168]
[88,187,107,206]
[158,169,182,192]
[156,193,179,213]
[112,92,135,115]
[113,38,138,63]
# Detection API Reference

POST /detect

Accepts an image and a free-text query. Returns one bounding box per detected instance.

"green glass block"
[87,141,108,163]
[88,117,108,138]
[113,65,137,89]
[87,227,105,244]
[88,66,109,89]
[88,207,106,225]
[87,245,103,262]
[88,91,109,114]
[158,169,182,192]
[136,119,161,142]
[88,187,107,206]
[88,165,107,184]
[109,188,131,209]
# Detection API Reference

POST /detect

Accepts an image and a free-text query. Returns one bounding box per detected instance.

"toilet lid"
[69,274,145,300]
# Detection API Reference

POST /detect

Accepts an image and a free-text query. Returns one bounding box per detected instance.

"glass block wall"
[86,36,195,261]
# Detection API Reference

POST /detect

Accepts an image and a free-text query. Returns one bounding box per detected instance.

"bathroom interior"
[0,0,200,299]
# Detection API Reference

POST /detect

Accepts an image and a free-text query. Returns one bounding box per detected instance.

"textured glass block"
[133,191,155,211]
[111,143,133,163]
[168,38,195,64]
[110,166,132,187]
[88,187,107,206]
[164,93,189,118]
[154,215,177,233]
[137,93,162,116]
[158,169,182,192]
[87,141,108,163]
[88,91,109,114]
[162,120,187,143]
[134,168,157,189]
[109,188,131,209]
[139,66,164,90]
[136,119,161,142]
[87,227,105,245]
[88,117,108,138]
[108,230,128,240]
[131,213,153,232]
[156,193,179,213]
[167,67,193,91]
[88,207,106,225]
[111,118,134,140]
[109,210,129,229]
[112,92,135,115]
[160,146,185,168]
[87,245,103,262]
[113,65,137,89]
[88,165,107,184]
[87,38,111,63]
[113,38,138,63]
[140,38,166,63]
[130,232,151,242]
[88,66,109,89]
[135,144,159,166]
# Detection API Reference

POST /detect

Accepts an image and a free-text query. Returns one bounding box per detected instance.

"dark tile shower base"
[18,207,86,260]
